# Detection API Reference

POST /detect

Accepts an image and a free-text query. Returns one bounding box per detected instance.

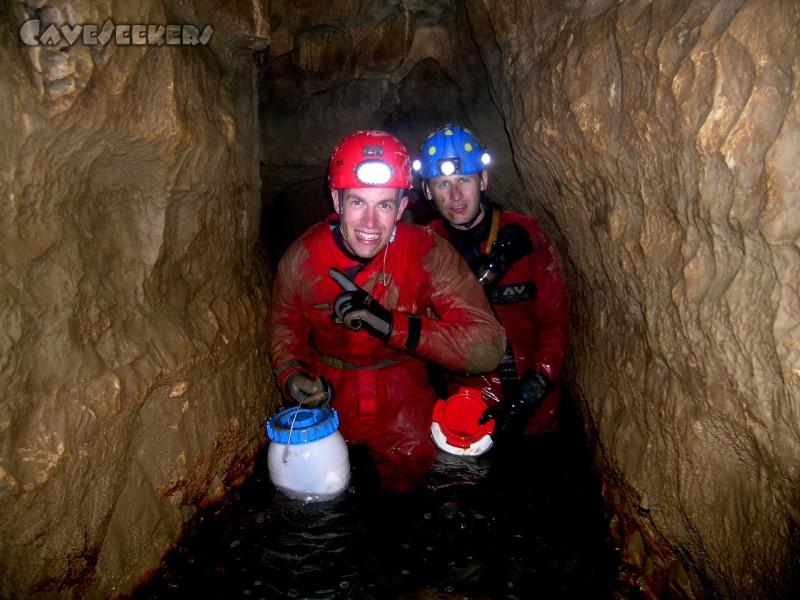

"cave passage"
[3,1,797,598]
[132,399,638,600]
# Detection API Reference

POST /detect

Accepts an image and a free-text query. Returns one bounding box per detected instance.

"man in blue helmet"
[414,124,570,442]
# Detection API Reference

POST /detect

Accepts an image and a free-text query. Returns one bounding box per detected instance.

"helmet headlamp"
[354,159,394,186]
[438,158,459,176]
[329,131,411,189]
[415,124,491,179]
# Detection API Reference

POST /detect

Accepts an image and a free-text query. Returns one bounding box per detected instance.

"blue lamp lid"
[266,406,340,445]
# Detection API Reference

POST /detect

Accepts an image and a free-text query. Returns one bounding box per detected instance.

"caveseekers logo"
[19,19,214,47]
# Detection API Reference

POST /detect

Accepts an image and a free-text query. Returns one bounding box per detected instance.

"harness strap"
[484,210,521,395]
[485,207,501,254]
[322,354,402,423]
[322,355,402,370]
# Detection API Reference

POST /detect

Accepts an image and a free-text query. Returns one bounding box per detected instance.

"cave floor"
[133,401,642,600]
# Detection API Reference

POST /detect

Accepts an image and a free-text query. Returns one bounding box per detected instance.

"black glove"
[329,269,393,341]
[479,370,552,440]
[285,371,333,407]
[470,223,534,290]
[494,223,535,263]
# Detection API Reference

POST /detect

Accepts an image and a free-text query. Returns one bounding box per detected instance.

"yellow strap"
[322,355,347,369]
[322,355,401,371]
[484,207,500,254]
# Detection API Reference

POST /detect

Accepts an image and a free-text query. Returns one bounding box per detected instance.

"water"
[133,405,639,599]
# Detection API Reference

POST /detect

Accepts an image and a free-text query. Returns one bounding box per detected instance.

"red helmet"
[328,130,411,189]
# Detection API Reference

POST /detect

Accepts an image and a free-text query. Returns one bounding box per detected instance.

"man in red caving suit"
[414,124,570,442]
[268,130,506,490]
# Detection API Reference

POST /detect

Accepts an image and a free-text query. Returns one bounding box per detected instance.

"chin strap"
[379,224,397,287]
[381,240,390,287]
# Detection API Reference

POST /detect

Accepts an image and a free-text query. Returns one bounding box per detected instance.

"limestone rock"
[466,1,800,596]
[0,1,274,596]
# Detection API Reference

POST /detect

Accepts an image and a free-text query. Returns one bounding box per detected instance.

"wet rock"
[0,1,274,597]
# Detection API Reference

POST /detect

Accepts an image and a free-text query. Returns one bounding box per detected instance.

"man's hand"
[478,396,532,440]
[330,269,394,341]
[518,369,551,408]
[492,223,534,266]
[478,370,552,441]
[286,372,333,407]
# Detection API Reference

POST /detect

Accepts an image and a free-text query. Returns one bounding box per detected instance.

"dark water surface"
[133,405,640,599]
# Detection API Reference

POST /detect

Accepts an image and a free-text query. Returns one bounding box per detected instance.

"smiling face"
[332,187,408,259]
[424,171,488,229]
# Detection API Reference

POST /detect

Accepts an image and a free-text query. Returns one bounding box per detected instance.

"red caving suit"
[268,215,506,489]
[430,203,570,434]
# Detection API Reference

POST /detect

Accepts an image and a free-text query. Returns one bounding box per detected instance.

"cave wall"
[0,1,274,597]
[465,0,800,596]
[259,0,799,598]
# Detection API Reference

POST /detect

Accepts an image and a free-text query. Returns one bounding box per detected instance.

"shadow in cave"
[176,40,641,598]
[260,173,331,267]
[132,391,642,600]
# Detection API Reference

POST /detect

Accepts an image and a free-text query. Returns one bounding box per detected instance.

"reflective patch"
[489,281,537,305]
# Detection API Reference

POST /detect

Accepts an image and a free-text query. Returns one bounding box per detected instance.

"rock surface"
[466,1,800,596]
[0,1,273,597]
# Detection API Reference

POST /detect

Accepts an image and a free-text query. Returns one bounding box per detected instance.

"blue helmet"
[413,124,491,179]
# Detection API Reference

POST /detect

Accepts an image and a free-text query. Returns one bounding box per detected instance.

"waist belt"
[322,355,402,371]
